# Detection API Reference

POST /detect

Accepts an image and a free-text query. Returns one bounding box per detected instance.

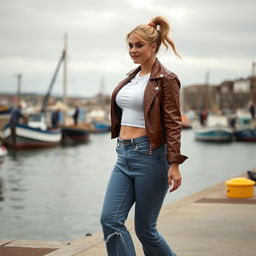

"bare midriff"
[119,125,147,140]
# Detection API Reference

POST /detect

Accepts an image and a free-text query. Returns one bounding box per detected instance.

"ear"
[151,42,157,53]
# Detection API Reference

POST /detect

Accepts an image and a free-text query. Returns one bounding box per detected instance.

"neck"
[140,57,156,76]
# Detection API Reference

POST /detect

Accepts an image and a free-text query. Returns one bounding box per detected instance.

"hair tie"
[148,22,156,28]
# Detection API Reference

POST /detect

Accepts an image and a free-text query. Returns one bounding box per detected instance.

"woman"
[100,16,188,256]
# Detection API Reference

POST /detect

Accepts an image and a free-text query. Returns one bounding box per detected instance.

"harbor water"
[0,130,255,241]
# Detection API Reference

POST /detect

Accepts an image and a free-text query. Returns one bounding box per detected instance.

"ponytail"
[151,16,181,58]
[127,16,181,58]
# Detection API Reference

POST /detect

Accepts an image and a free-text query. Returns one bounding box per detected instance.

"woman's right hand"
[167,163,182,192]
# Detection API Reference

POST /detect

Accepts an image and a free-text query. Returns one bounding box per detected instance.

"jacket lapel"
[144,80,162,115]
[144,59,164,115]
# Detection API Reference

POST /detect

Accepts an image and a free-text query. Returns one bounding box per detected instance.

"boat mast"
[204,71,210,111]
[252,62,256,77]
[40,51,65,112]
[14,73,22,105]
[252,62,256,103]
[63,33,68,104]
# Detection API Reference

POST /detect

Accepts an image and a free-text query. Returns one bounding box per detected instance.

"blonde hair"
[127,16,180,57]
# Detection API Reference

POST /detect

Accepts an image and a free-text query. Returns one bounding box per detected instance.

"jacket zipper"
[149,145,152,155]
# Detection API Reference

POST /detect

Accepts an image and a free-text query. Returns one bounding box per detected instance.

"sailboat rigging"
[41,34,89,143]
[41,51,65,112]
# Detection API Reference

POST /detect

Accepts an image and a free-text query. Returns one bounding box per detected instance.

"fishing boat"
[61,35,90,143]
[247,170,256,182]
[194,115,233,142]
[234,62,256,142]
[0,106,12,131]
[0,142,7,163]
[233,114,256,142]
[194,72,233,142]
[234,127,256,142]
[195,126,233,142]
[0,106,13,115]
[181,114,192,130]
[2,113,61,149]
[41,34,90,143]
[92,121,111,133]
[86,108,111,133]
[61,125,90,143]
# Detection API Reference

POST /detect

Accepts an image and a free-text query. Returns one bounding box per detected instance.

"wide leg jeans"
[100,136,177,256]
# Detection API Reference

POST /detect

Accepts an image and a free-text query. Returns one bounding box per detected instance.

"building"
[182,74,256,114]
[181,84,219,113]
[219,80,234,111]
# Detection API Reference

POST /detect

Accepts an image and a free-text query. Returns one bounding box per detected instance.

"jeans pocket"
[134,140,153,155]
[135,142,164,156]
[135,144,150,154]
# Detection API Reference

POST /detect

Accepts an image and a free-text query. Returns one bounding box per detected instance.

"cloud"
[0,0,255,97]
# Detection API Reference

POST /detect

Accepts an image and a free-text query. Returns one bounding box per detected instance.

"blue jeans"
[100,136,177,256]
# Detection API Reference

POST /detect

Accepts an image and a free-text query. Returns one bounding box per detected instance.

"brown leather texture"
[111,58,188,164]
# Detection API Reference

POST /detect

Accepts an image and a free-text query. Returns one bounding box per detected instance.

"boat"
[234,127,256,142]
[60,36,90,143]
[234,62,256,142]
[0,106,13,115]
[0,106,12,131]
[247,170,256,182]
[194,72,233,142]
[233,114,256,142]
[181,114,192,130]
[195,126,233,142]
[91,121,111,133]
[61,125,90,143]
[2,113,62,149]
[194,115,233,142]
[0,142,7,163]
[41,34,90,143]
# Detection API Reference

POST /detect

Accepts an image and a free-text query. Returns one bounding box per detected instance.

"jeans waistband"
[117,136,149,146]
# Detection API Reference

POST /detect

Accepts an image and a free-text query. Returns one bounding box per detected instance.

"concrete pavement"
[1,175,255,256]
[46,176,256,256]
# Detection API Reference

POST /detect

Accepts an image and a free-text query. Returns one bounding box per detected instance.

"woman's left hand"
[168,163,182,192]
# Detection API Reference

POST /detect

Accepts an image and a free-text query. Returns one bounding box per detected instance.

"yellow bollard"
[225,177,255,198]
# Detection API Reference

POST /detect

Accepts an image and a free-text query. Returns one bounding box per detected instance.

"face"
[128,34,156,65]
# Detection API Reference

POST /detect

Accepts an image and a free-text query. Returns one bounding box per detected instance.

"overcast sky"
[0,0,255,97]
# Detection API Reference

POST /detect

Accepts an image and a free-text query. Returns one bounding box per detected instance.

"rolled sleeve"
[161,75,188,164]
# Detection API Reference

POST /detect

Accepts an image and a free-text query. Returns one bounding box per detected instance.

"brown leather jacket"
[111,58,188,164]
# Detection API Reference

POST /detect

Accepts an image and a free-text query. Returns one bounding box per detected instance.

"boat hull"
[181,114,192,130]
[0,145,7,162]
[2,123,61,149]
[181,123,192,130]
[195,127,233,142]
[92,122,111,133]
[0,106,13,115]
[234,128,256,142]
[61,126,89,143]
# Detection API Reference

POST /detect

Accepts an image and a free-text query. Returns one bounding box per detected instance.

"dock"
[1,176,255,256]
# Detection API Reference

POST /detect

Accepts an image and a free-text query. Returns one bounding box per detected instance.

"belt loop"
[131,138,134,147]
[117,138,120,147]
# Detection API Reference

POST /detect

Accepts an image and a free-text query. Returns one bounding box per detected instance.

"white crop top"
[116,72,150,128]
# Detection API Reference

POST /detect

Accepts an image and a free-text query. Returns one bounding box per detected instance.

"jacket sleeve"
[161,74,188,164]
